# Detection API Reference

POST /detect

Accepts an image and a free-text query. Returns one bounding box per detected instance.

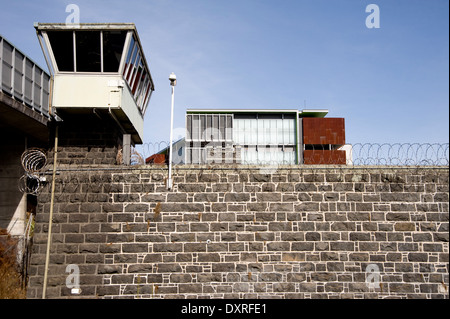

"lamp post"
[167,72,176,190]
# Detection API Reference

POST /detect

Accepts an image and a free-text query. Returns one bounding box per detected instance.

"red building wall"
[303,118,346,165]
[303,118,345,146]
[303,150,347,165]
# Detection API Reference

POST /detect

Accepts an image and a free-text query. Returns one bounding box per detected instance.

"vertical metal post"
[42,124,58,299]
[167,84,175,189]
[100,31,104,73]
[11,46,15,99]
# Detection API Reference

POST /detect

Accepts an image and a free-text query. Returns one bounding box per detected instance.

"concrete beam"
[0,91,49,142]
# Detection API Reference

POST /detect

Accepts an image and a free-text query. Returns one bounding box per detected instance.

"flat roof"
[187,108,298,113]
[34,22,137,31]
[300,109,329,117]
[186,108,329,117]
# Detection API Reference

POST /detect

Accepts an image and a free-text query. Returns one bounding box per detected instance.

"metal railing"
[0,34,50,118]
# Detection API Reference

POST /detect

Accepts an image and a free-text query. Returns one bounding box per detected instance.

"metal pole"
[42,124,58,299]
[167,84,175,190]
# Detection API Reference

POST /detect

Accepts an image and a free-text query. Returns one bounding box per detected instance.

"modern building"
[34,23,154,164]
[181,108,348,165]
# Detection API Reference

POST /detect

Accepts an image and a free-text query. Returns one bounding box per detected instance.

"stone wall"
[47,114,123,166]
[26,165,449,299]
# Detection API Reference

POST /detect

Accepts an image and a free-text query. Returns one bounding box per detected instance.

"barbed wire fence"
[135,142,449,167]
[349,143,449,166]
[17,143,449,196]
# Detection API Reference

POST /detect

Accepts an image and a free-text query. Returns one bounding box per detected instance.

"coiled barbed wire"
[134,142,449,166]
[19,148,47,194]
[21,148,47,173]
[18,173,41,195]
[116,147,146,165]
[350,143,449,166]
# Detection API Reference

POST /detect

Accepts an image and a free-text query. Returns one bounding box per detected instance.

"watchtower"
[35,23,154,164]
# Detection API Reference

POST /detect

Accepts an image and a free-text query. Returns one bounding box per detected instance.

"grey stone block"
[224,193,251,202]
[98,265,122,274]
[156,263,182,273]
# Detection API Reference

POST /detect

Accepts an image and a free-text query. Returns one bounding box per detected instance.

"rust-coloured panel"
[303,118,345,145]
[145,153,166,164]
[303,150,346,165]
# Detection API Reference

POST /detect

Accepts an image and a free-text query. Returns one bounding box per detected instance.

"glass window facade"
[240,146,296,165]
[234,114,296,165]
[185,112,297,165]
[186,113,233,142]
[185,113,234,164]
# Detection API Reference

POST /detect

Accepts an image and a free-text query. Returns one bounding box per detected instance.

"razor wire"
[349,143,449,166]
[19,148,47,195]
[117,146,146,165]
[134,142,449,167]
[21,148,47,173]
[33,143,448,171]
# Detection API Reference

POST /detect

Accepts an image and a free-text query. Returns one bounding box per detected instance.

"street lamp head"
[169,72,177,86]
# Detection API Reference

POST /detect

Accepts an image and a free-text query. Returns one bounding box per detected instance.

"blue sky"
[1,0,448,147]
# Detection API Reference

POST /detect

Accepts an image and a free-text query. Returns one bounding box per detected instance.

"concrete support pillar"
[122,134,131,165]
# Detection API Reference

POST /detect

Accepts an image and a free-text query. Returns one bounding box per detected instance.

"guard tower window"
[103,31,127,72]
[124,36,137,81]
[129,52,142,93]
[76,31,101,72]
[47,30,128,73]
[47,31,74,72]
[133,59,146,97]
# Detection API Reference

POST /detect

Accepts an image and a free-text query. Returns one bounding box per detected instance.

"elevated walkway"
[0,34,51,142]
[0,34,50,236]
